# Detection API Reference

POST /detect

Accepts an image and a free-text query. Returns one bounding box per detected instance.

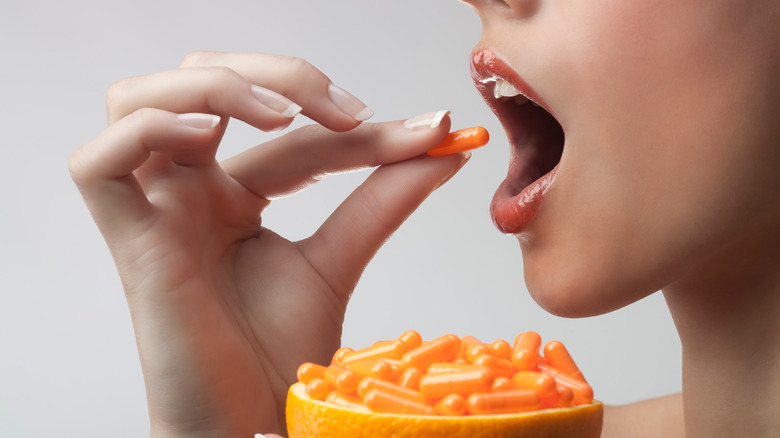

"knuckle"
[179,50,212,67]
[357,185,395,235]
[67,148,88,185]
[286,56,321,80]
[184,65,244,97]
[105,77,131,113]
[129,107,158,123]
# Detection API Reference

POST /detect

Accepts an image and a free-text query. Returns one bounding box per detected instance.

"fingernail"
[178,113,221,129]
[251,85,302,118]
[328,83,374,121]
[254,434,265,438]
[404,110,450,130]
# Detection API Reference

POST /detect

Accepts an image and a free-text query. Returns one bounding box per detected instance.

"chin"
[519,242,655,319]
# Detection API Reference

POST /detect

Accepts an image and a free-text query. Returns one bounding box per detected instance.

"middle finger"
[106,66,303,132]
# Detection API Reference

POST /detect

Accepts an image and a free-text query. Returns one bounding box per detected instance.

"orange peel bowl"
[286,382,603,438]
[285,331,603,438]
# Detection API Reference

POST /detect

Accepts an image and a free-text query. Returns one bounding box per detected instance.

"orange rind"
[286,331,603,438]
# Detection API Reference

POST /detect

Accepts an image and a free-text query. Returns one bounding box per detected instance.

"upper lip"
[470,48,552,116]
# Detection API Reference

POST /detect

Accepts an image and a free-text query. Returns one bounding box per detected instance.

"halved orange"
[286,381,603,438]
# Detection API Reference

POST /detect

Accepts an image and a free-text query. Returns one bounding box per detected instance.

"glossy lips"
[470,49,565,235]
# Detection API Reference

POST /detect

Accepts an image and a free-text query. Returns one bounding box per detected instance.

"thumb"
[297,151,471,296]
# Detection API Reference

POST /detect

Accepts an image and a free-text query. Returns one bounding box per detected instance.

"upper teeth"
[493,78,530,104]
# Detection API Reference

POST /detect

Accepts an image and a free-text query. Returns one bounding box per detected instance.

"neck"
[663,218,780,437]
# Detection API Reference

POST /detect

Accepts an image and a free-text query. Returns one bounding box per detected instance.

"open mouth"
[470,49,565,235]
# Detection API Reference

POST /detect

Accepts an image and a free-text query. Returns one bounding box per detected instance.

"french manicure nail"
[178,113,221,129]
[404,110,450,130]
[251,85,302,118]
[328,83,374,121]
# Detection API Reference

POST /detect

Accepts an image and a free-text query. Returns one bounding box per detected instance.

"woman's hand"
[69,51,468,438]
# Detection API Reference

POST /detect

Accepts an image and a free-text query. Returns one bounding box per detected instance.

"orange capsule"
[342,340,406,364]
[380,359,404,382]
[473,354,514,379]
[436,393,468,416]
[426,362,484,375]
[398,330,423,351]
[324,365,359,394]
[306,377,332,401]
[539,363,593,406]
[512,331,541,371]
[364,388,437,416]
[426,126,490,157]
[346,360,394,381]
[543,341,587,383]
[461,336,490,363]
[331,347,353,365]
[401,334,461,370]
[556,385,575,408]
[490,377,518,392]
[357,377,428,404]
[372,340,394,347]
[419,367,494,399]
[489,339,512,361]
[512,371,558,399]
[297,362,327,384]
[398,367,424,390]
[466,389,540,415]
[326,391,370,412]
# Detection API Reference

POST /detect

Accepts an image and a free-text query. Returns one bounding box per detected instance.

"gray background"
[1,1,681,436]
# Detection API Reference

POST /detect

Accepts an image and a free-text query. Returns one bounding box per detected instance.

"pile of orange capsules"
[295,331,593,416]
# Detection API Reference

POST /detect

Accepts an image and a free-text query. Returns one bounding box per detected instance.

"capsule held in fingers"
[426,127,489,156]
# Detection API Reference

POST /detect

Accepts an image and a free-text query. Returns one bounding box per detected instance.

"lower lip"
[490,165,559,235]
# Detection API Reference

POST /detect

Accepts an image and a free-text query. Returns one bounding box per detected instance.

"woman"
[69,0,780,436]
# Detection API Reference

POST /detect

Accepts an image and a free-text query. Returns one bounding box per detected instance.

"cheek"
[519,0,780,316]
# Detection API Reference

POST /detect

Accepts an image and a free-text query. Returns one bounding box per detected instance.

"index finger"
[180,51,373,132]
